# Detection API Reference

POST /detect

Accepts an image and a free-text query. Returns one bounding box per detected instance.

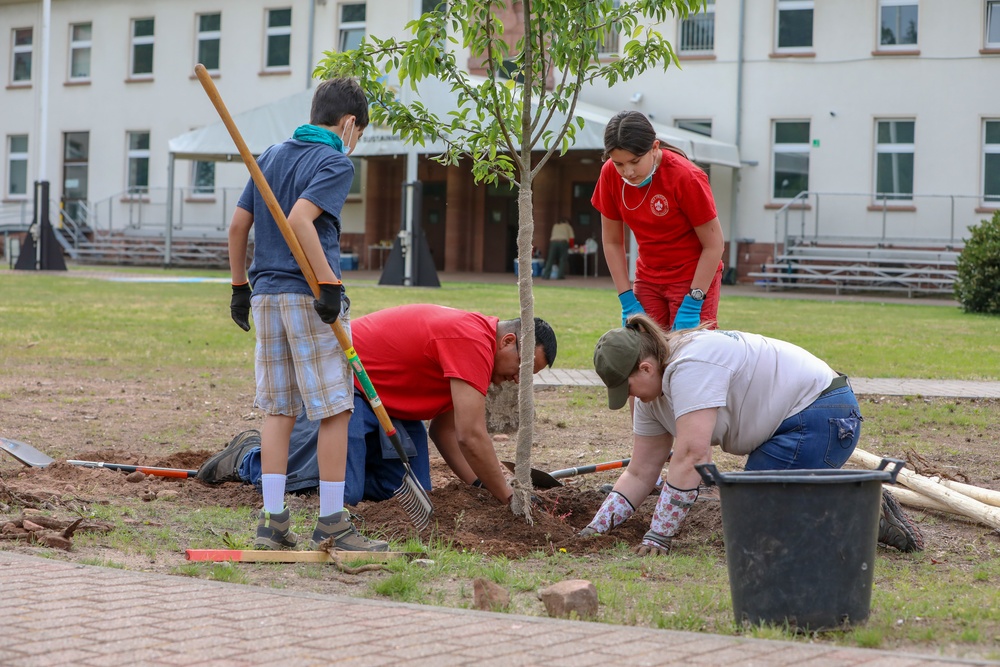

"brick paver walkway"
[2,551,995,667]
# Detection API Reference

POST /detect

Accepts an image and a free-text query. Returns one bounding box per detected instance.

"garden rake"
[194,64,432,530]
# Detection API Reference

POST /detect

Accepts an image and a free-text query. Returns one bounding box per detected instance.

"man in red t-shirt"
[200,305,558,507]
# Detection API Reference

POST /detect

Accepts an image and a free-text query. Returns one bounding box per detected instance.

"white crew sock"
[261,473,287,514]
[319,480,346,517]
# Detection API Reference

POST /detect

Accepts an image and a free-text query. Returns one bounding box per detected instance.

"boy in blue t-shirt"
[227,77,387,552]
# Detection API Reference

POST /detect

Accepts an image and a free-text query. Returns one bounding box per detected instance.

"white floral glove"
[579,490,634,536]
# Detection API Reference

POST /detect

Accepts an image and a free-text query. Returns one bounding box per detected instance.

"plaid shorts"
[251,292,354,421]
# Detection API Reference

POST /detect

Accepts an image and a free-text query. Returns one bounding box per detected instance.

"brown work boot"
[253,507,298,550]
[878,488,924,552]
[196,430,259,484]
[309,510,389,551]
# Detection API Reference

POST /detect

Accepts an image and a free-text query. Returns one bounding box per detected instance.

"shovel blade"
[0,437,55,468]
[500,461,563,489]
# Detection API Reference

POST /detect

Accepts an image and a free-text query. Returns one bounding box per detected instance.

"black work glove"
[313,282,345,324]
[633,530,672,556]
[230,283,252,332]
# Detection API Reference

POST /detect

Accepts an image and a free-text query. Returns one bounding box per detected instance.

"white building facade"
[2,0,998,276]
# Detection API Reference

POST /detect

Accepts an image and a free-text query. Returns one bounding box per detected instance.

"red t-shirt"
[351,304,498,421]
[591,149,719,284]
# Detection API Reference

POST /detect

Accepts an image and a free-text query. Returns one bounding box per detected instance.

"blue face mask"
[620,156,658,188]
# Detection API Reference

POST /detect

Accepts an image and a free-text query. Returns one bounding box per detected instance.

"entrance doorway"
[421,181,446,270]
[62,132,89,225]
[483,182,519,272]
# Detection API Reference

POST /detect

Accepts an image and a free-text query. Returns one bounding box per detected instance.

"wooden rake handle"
[193,64,400,442]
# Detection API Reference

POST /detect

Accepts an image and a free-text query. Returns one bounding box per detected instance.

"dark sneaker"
[309,510,389,552]
[254,507,298,550]
[196,430,260,484]
[878,488,925,552]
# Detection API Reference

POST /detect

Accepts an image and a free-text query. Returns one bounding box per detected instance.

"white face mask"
[621,157,657,188]
[343,120,356,156]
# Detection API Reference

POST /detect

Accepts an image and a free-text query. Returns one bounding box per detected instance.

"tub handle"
[695,462,721,486]
[876,457,906,483]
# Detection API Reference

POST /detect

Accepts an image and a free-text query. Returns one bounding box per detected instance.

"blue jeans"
[744,386,863,471]
[238,393,431,505]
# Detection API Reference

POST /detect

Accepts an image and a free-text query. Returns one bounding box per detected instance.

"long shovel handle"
[549,458,631,480]
[67,461,197,478]
[193,64,402,448]
[195,65,430,526]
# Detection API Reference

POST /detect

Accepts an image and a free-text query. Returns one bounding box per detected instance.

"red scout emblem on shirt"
[650,194,669,216]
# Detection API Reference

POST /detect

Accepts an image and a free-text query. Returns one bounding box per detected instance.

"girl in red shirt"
[592,110,725,330]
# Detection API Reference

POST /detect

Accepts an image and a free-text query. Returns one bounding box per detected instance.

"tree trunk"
[510,181,536,523]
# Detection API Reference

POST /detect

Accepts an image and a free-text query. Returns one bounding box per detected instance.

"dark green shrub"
[954,210,1000,314]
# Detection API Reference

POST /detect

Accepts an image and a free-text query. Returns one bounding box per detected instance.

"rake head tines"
[394,476,433,531]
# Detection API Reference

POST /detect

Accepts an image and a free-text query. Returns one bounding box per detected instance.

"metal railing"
[679,13,715,52]
[771,191,985,260]
[88,186,241,237]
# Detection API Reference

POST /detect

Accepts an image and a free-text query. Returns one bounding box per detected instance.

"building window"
[6,135,29,198]
[597,0,621,57]
[339,4,366,52]
[11,28,33,83]
[983,120,1000,205]
[679,0,715,53]
[197,14,222,72]
[130,18,155,77]
[875,119,915,201]
[988,1,1000,48]
[127,131,150,194]
[879,0,918,47]
[265,8,292,69]
[191,161,215,196]
[776,0,813,50]
[69,23,92,81]
[772,120,810,200]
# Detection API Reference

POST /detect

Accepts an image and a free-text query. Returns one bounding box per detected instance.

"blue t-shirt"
[238,139,353,295]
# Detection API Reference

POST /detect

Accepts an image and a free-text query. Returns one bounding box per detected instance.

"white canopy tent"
[168,76,740,165]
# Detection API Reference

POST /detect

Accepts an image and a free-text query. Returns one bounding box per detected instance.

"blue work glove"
[230,283,252,332]
[617,289,646,326]
[672,295,703,330]
[313,282,345,324]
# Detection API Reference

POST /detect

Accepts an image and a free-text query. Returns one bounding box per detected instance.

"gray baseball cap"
[593,327,641,410]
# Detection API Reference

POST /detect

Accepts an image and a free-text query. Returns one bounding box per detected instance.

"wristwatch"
[688,288,706,301]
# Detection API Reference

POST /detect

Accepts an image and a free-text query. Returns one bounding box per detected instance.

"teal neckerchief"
[292,124,344,153]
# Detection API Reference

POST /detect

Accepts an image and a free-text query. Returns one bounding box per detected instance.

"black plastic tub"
[696,459,903,631]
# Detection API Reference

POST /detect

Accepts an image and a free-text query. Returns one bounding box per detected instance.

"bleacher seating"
[746,242,962,297]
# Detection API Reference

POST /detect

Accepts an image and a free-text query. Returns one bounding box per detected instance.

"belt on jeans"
[820,373,849,396]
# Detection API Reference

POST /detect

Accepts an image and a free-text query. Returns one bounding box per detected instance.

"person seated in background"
[199,304,557,507]
[542,217,574,280]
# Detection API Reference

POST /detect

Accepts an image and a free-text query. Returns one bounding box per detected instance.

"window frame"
[126,131,151,195]
[775,0,814,52]
[678,0,715,54]
[196,13,222,73]
[11,27,33,84]
[6,134,30,199]
[338,3,367,52]
[983,119,1000,207]
[987,0,1000,49]
[129,17,155,79]
[68,22,93,82]
[675,119,713,179]
[771,119,811,201]
[874,119,916,203]
[190,160,216,198]
[878,0,919,50]
[264,7,293,71]
[596,0,621,58]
